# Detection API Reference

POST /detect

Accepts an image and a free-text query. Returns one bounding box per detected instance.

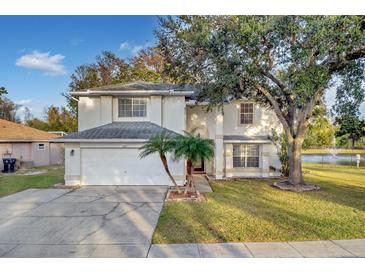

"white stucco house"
[57,82,282,186]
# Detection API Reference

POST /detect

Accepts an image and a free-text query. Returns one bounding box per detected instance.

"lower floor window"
[232,144,260,168]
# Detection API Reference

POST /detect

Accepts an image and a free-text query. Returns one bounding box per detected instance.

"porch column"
[215,110,224,179]
[261,144,270,177]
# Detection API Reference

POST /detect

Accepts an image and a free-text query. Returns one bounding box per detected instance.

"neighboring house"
[0,119,64,170]
[57,81,281,186]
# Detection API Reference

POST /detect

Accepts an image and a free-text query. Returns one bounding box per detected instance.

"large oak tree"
[157,15,365,190]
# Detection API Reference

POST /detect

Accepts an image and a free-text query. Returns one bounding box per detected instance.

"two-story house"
[57,82,281,186]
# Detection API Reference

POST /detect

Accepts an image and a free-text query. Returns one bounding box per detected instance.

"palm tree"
[139,132,182,194]
[172,129,214,195]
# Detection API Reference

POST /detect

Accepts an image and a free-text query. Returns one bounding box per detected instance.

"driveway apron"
[0,186,167,257]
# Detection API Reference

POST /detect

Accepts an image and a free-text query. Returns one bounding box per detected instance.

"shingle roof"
[78,81,197,92]
[58,122,179,140]
[0,119,58,141]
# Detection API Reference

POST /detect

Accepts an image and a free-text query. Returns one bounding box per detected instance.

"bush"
[271,129,289,176]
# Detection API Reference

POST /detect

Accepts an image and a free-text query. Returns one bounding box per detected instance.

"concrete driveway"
[0,186,167,257]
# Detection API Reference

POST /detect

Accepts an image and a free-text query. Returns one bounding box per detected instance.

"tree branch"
[307,48,319,67]
[259,69,288,91]
[296,88,325,139]
[328,45,365,72]
[254,83,293,141]
[257,67,294,107]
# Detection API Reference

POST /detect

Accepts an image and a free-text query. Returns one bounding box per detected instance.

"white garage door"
[81,148,173,185]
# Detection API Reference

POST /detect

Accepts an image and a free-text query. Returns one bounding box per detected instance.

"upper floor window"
[233,144,260,168]
[240,103,253,124]
[118,98,147,118]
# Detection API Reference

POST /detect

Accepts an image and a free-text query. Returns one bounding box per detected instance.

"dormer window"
[240,103,254,124]
[118,98,147,117]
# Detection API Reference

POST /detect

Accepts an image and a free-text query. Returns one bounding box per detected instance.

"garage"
[58,121,185,186]
[81,148,174,185]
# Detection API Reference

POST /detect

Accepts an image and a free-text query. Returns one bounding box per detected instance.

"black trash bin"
[2,158,16,173]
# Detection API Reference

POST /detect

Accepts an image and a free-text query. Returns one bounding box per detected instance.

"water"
[302,154,365,167]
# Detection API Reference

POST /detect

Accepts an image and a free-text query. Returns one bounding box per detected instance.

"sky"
[0,16,159,119]
[0,15,364,120]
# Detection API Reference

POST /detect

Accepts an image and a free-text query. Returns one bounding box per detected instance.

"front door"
[193,159,205,172]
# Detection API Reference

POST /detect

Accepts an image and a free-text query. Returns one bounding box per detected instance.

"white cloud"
[119,41,152,55]
[119,42,130,51]
[16,99,32,106]
[131,45,143,55]
[16,51,67,76]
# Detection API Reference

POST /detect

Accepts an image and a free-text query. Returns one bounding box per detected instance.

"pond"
[302,154,365,167]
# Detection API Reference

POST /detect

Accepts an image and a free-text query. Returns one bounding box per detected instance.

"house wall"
[78,95,187,134]
[78,97,101,131]
[100,96,113,125]
[186,105,216,139]
[162,96,186,134]
[0,142,63,170]
[31,142,51,166]
[50,143,64,165]
[150,96,162,125]
[186,100,282,178]
[64,143,81,184]
[223,100,282,136]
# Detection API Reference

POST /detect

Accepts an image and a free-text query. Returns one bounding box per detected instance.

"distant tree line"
[64,48,173,116]
[2,41,364,148]
[24,105,77,133]
[0,87,20,122]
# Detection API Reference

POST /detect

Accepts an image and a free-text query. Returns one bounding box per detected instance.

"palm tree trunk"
[184,159,195,195]
[184,159,199,196]
[160,154,182,194]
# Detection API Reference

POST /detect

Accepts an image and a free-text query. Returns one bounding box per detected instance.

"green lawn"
[302,148,365,154]
[153,163,365,243]
[0,166,64,197]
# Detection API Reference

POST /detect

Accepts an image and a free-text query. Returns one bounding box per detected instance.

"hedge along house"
[56,81,282,186]
[0,119,64,170]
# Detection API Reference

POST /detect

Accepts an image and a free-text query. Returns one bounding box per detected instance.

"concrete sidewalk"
[148,239,365,258]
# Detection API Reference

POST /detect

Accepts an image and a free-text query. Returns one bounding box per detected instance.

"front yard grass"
[153,163,365,243]
[0,166,64,197]
[302,148,365,154]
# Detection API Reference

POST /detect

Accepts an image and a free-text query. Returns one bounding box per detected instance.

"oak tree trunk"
[160,153,182,194]
[287,137,304,185]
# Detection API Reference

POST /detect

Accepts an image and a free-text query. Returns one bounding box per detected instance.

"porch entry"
[193,159,205,173]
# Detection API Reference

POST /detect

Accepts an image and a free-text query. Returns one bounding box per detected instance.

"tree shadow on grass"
[164,178,365,243]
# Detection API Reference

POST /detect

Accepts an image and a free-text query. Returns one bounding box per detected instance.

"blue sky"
[0,16,159,118]
[0,15,363,119]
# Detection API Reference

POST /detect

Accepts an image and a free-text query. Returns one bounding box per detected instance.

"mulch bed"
[165,189,206,202]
